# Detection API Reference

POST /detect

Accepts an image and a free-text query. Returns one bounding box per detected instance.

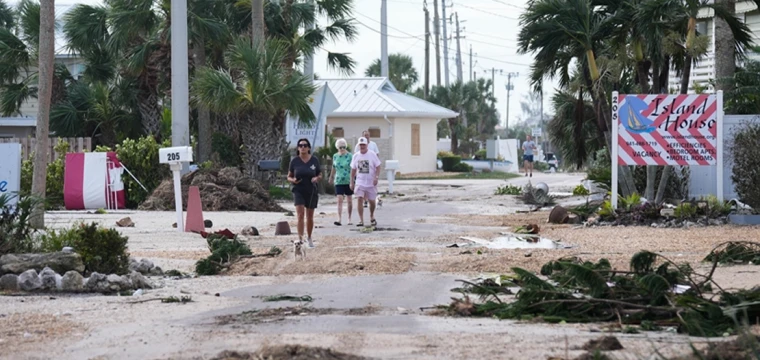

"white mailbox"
[385,160,399,194]
[159,146,193,233]
[159,146,193,164]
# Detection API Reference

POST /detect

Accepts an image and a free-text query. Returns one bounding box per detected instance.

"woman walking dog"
[287,138,321,248]
[329,138,353,226]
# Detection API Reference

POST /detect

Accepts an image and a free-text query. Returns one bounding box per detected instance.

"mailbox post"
[159,146,193,232]
[385,160,399,194]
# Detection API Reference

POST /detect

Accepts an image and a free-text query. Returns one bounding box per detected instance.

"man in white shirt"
[355,130,380,208]
[355,130,380,156]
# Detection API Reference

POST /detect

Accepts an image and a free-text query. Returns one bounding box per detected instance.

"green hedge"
[452,162,473,172]
[441,156,462,172]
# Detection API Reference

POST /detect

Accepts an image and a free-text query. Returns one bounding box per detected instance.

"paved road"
[384,172,586,191]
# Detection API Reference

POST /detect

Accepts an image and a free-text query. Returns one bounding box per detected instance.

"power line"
[354,11,425,40]
[354,19,424,39]
[454,2,518,20]
[489,0,525,10]
[465,37,518,50]
[467,31,517,42]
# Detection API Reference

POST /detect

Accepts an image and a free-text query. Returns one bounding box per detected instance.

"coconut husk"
[138,167,286,212]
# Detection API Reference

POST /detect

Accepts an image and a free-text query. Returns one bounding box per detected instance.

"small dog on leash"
[293,239,306,260]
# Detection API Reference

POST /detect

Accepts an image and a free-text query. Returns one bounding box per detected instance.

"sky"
[41,0,558,129]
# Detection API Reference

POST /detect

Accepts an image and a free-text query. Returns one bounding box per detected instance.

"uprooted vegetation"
[431,243,760,337]
[210,345,371,360]
[584,194,734,227]
[195,234,281,275]
[704,241,760,265]
[139,167,285,212]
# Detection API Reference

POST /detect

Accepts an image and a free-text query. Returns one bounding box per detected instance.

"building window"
[368,128,381,138]
[332,127,344,138]
[696,21,708,36]
[411,124,420,156]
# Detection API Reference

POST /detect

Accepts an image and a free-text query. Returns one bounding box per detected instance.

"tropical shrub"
[37,222,130,274]
[495,183,522,195]
[211,132,242,167]
[20,140,69,210]
[0,194,42,255]
[441,156,462,171]
[437,150,454,159]
[451,162,473,172]
[195,235,252,275]
[729,121,760,211]
[97,136,171,208]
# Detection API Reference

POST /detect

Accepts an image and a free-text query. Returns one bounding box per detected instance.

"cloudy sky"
[47,0,557,128]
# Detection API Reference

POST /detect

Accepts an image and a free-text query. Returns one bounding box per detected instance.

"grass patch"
[269,185,292,200]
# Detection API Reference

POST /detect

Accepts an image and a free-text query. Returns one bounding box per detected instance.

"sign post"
[0,143,22,207]
[611,91,723,208]
[159,146,193,232]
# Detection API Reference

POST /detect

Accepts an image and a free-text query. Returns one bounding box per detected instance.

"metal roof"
[315,77,459,119]
[0,117,36,127]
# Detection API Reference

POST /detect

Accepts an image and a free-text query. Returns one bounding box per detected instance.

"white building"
[316,77,458,176]
[669,1,760,93]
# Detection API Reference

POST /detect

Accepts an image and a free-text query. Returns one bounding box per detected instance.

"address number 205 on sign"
[159,146,193,164]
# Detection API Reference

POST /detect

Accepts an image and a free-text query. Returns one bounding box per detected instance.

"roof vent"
[353,90,357,95]
[364,84,368,88]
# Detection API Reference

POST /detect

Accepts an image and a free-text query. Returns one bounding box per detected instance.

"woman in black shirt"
[287,138,321,248]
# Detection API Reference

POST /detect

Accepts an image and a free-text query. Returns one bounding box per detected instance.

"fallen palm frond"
[262,294,313,302]
[703,241,760,265]
[195,234,254,275]
[431,244,760,337]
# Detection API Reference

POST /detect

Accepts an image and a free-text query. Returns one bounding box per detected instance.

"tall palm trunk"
[714,0,736,92]
[654,18,698,204]
[194,42,212,162]
[251,0,265,45]
[582,54,636,197]
[240,111,286,179]
[31,0,55,228]
[448,118,459,154]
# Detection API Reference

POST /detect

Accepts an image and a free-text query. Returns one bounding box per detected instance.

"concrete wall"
[393,118,438,174]
[326,117,391,142]
[689,114,760,200]
[0,126,33,138]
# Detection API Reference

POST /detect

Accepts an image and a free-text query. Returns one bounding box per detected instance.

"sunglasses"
[298,143,310,148]
[338,146,346,149]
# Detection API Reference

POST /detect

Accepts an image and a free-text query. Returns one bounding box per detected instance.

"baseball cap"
[358,137,368,145]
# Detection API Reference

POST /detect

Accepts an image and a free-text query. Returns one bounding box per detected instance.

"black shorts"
[293,189,318,209]
[335,184,353,196]
[523,154,534,163]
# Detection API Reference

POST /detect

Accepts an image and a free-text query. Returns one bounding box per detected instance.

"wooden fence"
[0,137,92,163]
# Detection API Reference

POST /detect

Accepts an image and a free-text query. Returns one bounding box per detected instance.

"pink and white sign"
[610,91,724,207]
[613,93,719,166]
[64,152,126,210]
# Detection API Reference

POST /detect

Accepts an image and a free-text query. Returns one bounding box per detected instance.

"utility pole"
[505,72,519,132]
[381,0,389,77]
[171,0,190,170]
[433,0,441,87]
[469,45,473,82]
[424,3,430,98]
[454,12,463,83]
[304,0,315,81]
[441,0,449,86]
[490,67,503,106]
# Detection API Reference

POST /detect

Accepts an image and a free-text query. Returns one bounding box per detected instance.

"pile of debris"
[430,241,760,338]
[139,167,285,212]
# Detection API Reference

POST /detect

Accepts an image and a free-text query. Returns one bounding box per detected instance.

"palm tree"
[263,0,358,74]
[192,38,316,175]
[427,81,477,154]
[30,0,54,228]
[365,53,419,93]
[517,0,638,197]
[0,0,41,116]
